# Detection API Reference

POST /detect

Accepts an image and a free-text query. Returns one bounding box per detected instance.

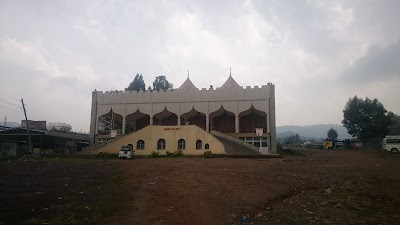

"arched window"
[136,140,145,150]
[157,139,166,150]
[196,140,202,150]
[178,139,185,150]
[205,143,210,149]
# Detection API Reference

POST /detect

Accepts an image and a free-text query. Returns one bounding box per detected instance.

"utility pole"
[3,115,6,126]
[21,99,33,154]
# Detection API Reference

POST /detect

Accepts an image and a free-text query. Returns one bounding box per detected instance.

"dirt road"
[1,150,400,225]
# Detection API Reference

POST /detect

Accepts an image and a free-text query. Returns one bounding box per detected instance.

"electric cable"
[0,97,21,108]
[0,104,23,112]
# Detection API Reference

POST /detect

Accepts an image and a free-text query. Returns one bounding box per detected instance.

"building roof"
[178,77,198,91]
[221,75,241,88]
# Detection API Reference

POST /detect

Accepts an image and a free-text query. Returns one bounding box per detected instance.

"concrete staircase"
[211,130,261,155]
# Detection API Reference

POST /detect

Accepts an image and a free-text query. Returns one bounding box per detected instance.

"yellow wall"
[96,125,226,155]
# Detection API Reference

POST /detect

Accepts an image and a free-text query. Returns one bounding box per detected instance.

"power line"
[0,104,23,112]
[0,92,21,102]
[0,97,21,108]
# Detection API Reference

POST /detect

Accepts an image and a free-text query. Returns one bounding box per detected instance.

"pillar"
[206,114,210,132]
[235,114,239,133]
[122,104,126,135]
[122,117,126,134]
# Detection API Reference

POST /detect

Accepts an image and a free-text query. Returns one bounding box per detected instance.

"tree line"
[127,74,173,92]
[342,96,400,144]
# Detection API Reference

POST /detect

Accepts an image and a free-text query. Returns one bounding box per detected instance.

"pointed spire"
[178,72,198,91]
[221,69,240,88]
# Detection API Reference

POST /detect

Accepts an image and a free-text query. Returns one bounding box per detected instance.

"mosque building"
[89,73,277,154]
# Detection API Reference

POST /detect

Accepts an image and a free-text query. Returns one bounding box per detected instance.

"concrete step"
[213,135,261,155]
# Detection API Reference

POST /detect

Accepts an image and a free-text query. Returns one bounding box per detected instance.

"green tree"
[284,134,301,146]
[152,75,173,91]
[327,127,338,141]
[127,74,146,91]
[342,96,391,144]
[388,112,400,135]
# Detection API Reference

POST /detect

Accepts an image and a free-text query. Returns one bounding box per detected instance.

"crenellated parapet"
[96,84,274,105]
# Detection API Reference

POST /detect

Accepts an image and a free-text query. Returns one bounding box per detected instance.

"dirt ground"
[1,150,400,225]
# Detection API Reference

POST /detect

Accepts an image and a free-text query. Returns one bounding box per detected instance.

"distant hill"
[3,121,20,127]
[277,124,352,140]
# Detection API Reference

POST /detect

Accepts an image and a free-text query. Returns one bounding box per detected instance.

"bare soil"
[1,150,400,225]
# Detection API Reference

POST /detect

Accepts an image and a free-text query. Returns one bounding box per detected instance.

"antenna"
[187,70,189,78]
[229,67,232,76]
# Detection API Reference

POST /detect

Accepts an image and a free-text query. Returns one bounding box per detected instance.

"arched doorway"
[153,107,178,126]
[97,109,123,135]
[209,106,235,133]
[180,108,206,130]
[239,106,267,133]
[125,110,150,134]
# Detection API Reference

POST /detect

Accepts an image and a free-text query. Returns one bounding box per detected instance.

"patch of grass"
[150,150,160,158]
[173,150,184,157]
[40,157,99,165]
[203,150,213,158]
[278,148,305,156]
[94,152,119,159]
[111,173,128,185]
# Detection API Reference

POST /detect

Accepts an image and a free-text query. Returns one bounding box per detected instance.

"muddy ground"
[1,150,400,225]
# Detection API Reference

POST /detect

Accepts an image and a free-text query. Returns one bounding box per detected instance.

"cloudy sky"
[1,0,399,132]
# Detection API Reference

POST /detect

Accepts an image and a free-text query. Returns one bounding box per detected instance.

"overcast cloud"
[1,0,399,132]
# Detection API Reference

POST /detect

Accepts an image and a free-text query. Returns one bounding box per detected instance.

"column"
[235,100,239,133]
[206,114,210,132]
[122,117,126,134]
[122,104,126,135]
[150,102,153,125]
[235,114,239,133]
[178,102,181,125]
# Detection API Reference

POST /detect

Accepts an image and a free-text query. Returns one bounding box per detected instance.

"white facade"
[89,76,277,153]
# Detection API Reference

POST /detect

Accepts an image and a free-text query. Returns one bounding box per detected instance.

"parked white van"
[382,136,400,153]
[119,145,134,159]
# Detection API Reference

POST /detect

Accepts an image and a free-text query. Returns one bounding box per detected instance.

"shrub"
[173,150,184,157]
[150,151,160,158]
[277,143,283,152]
[165,151,174,157]
[203,150,212,158]
[96,152,119,159]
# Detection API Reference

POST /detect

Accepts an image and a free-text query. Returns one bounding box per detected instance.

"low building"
[0,139,28,158]
[0,125,89,155]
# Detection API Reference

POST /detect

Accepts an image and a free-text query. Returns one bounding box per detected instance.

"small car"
[119,145,134,159]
